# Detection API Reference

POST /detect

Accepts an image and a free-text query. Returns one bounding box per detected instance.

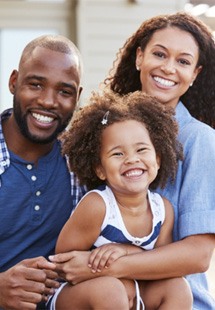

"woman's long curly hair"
[103,12,215,128]
[61,90,183,190]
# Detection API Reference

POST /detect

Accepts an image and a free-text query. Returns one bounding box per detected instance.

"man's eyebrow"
[25,76,77,90]
[25,75,46,82]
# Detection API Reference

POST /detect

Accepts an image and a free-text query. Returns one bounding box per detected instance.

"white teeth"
[154,76,175,87]
[32,113,54,123]
[125,169,143,177]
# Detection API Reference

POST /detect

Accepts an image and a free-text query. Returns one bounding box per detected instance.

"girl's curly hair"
[103,12,215,128]
[61,90,183,190]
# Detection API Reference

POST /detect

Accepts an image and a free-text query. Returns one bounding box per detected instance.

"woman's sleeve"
[178,125,215,239]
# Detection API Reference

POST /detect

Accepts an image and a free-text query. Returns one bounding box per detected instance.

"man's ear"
[77,85,83,101]
[95,165,106,181]
[9,70,18,95]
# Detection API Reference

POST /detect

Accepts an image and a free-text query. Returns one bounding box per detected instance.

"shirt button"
[34,205,40,211]
[27,164,33,170]
[36,191,41,196]
[31,175,37,181]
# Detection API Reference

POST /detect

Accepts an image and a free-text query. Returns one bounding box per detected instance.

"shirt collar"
[175,101,192,130]
[0,109,12,176]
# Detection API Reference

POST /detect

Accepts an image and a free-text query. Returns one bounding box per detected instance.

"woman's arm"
[51,233,215,284]
[108,233,215,280]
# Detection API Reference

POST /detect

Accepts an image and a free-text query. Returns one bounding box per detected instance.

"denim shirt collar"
[175,101,193,131]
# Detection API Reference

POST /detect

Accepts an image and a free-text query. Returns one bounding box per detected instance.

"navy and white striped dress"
[89,185,165,251]
[47,185,165,310]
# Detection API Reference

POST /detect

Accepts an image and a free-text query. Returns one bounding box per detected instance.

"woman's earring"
[190,81,194,87]
[136,65,140,71]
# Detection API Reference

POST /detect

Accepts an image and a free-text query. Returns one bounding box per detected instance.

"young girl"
[48,90,192,309]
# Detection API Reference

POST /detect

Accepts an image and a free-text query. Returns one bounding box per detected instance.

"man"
[0,34,85,310]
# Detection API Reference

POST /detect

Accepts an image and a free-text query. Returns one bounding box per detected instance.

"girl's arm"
[56,192,106,254]
[88,197,173,272]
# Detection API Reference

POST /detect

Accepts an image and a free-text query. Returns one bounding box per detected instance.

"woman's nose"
[161,61,176,74]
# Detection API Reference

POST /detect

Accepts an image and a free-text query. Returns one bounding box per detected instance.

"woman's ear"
[192,65,202,85]
[95,165,106,181]
[136,46,143,70]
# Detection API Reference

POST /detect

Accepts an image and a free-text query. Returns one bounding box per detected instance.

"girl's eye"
[112,152,123,157]
[137,148,146,153]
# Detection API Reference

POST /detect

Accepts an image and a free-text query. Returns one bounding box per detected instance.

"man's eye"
[60,89,75,97]
[30,83,41,88]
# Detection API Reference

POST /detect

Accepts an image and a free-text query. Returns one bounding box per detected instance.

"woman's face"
[136,27,202,109]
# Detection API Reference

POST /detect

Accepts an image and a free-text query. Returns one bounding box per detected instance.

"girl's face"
[96,120,160,197]
[136,27,202,109]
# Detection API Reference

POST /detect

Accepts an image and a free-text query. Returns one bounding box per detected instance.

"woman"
[50,12,215,310]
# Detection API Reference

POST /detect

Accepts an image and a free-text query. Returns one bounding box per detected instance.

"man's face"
[9,46,82,144]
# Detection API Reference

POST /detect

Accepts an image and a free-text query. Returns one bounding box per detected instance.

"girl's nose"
[124,154,140,164]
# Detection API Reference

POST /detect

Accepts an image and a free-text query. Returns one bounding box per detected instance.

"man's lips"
[31,112,55,124]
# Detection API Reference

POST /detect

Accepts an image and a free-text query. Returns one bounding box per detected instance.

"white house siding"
[0,0,76,112]
[76,0,188,103]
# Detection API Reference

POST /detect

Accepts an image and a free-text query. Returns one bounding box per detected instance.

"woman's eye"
[153,51,165,58]
[178,59,190,66]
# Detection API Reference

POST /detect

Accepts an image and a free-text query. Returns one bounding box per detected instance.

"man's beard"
[13,97,73,144]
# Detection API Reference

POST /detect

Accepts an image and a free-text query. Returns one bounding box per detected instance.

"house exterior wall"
[0,0,76,111]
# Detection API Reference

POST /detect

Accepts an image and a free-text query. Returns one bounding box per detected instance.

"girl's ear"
[156,155,161,170]
[95,165,106,181]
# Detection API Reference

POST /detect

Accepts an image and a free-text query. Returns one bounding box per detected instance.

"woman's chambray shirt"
[156,101,215,310]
